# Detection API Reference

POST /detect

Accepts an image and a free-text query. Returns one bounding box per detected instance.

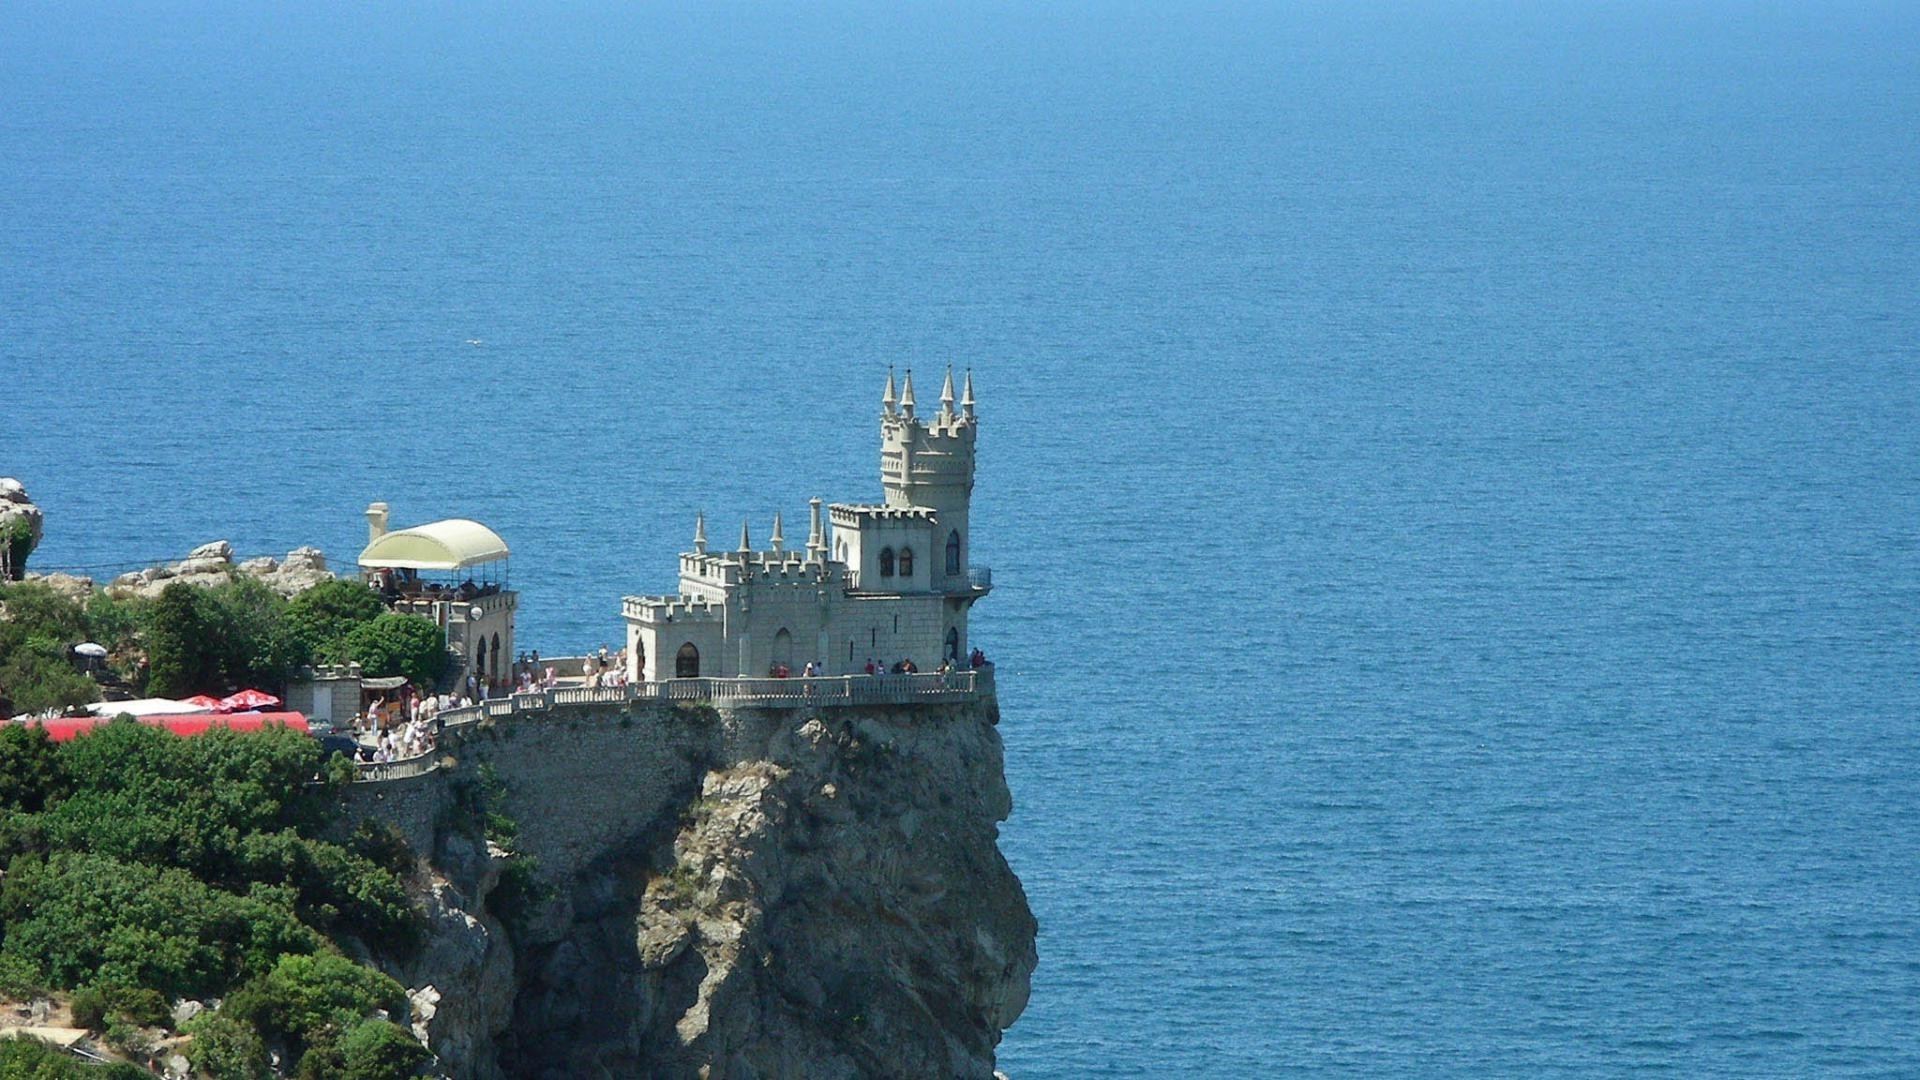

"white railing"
[353,750,441,782]
[356,668,994,779]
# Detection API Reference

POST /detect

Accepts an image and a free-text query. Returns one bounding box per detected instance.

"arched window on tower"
[675,642,700,678]
[491,633,502,685]
[879,547,895,577]
[898,547,914,578]
[474,636,488,684]
[945,530,961,575]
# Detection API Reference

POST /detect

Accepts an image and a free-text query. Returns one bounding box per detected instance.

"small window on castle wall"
[898,547,913,578]
[946,531,961,575]
[879,548,895,577]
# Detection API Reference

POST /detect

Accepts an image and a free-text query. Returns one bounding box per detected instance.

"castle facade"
[623,368,990,681]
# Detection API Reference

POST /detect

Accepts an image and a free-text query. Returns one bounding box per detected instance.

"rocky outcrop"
[104,543,335,599]
[0,478,43,580]
[355,698,1035,1080]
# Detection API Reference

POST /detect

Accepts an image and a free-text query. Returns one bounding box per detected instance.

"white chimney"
[366,502,391,544]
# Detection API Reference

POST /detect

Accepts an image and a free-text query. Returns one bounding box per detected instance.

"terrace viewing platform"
[352,666,995,782]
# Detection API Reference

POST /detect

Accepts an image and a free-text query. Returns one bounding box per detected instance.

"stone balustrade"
[352,667,994,783]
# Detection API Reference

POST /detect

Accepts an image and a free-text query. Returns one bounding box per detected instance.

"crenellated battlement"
[619,369,988,682]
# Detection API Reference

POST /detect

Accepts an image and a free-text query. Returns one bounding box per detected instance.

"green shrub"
[0,952,47,999]
[343,613,446,688]
[230,952,408,1050]
[0,1034,149,1078]
[337,1018,432,1080]
[69,986,108,1030]
[184,1011,269,1080]
[107,985,171,1028]
[284,580,385,666]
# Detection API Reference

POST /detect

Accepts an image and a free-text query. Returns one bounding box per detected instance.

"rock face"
[344,697,1036,1080]
[0,478,43,579]
[104,543,335,599]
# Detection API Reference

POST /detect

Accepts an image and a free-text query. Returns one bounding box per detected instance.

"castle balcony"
[355,667,997,779]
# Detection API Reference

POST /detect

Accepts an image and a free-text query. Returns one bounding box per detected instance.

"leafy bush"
[337,1018,432,1080]
[3,518,34,581]
[0,1035,148,1078]
[145,579,304,697]
[143,582,209,698]
[0,636,97,716]
[69,986,108,1030]
[184,1011,269,1080]
[343,613,445,688]
[228,952,408,1049]
[285,580,385,666]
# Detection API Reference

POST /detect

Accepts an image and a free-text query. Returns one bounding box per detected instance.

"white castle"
[622,368,990,682]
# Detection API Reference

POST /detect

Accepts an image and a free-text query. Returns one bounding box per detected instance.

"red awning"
[20,713,310,743]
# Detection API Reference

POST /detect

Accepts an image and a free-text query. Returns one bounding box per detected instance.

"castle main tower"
[880,367,978,591]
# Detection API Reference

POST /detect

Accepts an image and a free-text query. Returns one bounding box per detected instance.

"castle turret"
[879,365,977,591]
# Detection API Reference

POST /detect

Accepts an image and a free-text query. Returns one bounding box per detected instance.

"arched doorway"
[772,628,794,672]
[474,635,488,686]
[634,640,646,682]
[676,642,700,678]
[490,633,502,686]
[945,627,960,663]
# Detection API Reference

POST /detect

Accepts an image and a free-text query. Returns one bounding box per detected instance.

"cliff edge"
[345,695,1035,1079]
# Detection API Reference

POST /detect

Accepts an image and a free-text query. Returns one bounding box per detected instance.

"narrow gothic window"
[898,547,914,578]
[945,627,960,661]
[880,548,895,577]
[946,530,961,575]
[676,643,700,678]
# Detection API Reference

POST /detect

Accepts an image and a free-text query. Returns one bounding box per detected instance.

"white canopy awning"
[87,698,214,718]
[358,519,510,571]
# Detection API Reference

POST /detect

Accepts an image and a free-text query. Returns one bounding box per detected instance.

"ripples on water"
[5,3,1917,1076]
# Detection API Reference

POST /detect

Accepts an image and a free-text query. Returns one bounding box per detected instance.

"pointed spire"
[961,368,975,418]
[807,497,825,559]
[882,367,897,415]
[693,512,707,555]
[940,366,956,415]
[770,511,785,553]
[738,519,751,553]
[900,368,916,419]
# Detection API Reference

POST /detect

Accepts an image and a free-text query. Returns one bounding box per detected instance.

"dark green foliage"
[0,1035,148,1078]
[144,578,304,697]
[226,953,408,1048]
[0,582,99,715]
[284,580,385,666]
[0,722,67,814]
[337,1018,432,1080]
[3,519,34,581]
[0,852,322,997]
[143,582,208,698]
[183,1011,270,1080]
[201,576,305,693]
[0,719,429,1071]
[0,582,85,645]
[343,613,446,688]
[68,985,107,1030]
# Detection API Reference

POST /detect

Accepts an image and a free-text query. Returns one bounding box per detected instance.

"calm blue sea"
[5,2,1918,1075]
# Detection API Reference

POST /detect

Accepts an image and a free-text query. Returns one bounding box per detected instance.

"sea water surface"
[5,2,1918,1076]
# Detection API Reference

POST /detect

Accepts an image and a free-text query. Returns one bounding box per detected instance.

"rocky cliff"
[345,696,1035,1080]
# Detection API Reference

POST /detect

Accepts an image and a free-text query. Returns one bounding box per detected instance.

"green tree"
[202,577,304,693]
[3,518,34,581]
[145,582,212,697]
[0,581,86,644]
[338,1018,432,1080]
[0,637,97,715]
[183,1011,270,1080]
[0,722,67,813]
[343,613,445,688]
[284,580,385,666]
